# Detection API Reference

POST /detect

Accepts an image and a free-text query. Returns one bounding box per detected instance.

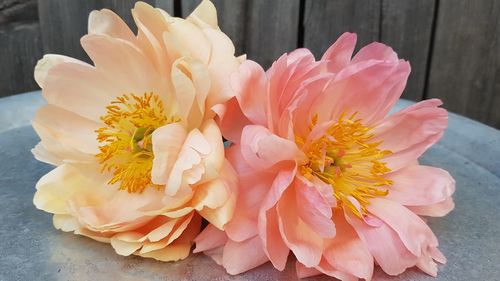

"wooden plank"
[427,0,500,128]
[181,0,247,57]
[380,0,436,101]
[0,0,38,24]
[304,0,381,60]
[0,22,43,97]
[154,0,174,15]
[245,0,300,68]
[38,0,155,62]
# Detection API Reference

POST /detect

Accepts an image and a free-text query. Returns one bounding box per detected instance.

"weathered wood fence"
[1,0,499,128]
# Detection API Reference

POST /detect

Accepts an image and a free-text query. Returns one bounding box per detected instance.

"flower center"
[96,93,179,193]
[299,113,393,218]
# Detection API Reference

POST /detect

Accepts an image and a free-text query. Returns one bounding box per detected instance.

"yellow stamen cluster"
[300,112,393,218]
[96,93,179,193]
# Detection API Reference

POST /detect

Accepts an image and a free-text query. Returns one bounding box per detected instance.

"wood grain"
[0,22,42,96]
[245,0,300,68]
[0,0,37,24]
[303,0,381,60]
[427,0,500,127]
[381,0,436,101]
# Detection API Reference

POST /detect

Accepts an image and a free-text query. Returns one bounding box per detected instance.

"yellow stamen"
[300,112,392,218]
[95,93,179,193]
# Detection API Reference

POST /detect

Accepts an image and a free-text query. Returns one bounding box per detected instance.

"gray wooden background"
[1,0,499,129]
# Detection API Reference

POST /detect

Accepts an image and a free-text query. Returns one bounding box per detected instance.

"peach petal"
[203,28,239,113]
[53,214,79,232]
[151,123,187,185]
[165,129,211,196]
[34,105,101,155]
[199,120,224,182]
[88,9,136,43]
[34,54,85,88]
[111,236,143,256]
[187,0,218,29]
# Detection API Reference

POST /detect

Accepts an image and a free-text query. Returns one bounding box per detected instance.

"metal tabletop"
[1,91,499,281]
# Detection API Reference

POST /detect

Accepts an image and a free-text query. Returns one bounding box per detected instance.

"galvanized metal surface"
[0,92,499,281]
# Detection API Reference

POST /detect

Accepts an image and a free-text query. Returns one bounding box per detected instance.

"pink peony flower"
[195,33,455,280]
[32,1,239,262]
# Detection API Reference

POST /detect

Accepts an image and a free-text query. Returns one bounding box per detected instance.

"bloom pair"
[32,1,455,280]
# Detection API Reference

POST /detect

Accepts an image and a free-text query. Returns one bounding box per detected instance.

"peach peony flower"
[32,0,239,262]
[195,33,455,279]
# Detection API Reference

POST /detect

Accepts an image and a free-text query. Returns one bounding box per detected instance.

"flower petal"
[321,32,357,72]
[222,235,269,275]
[345,210,417,275]
[386,165,455,206]
[375,99,448,171]
[151,123,187,185]
[276,185,323,267]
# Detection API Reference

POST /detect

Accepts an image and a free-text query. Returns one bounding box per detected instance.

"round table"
[1,91,499,281]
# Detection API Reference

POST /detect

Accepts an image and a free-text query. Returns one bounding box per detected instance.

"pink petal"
[295,261,322,279]
[213,97,251,143]
[313,59,410,126]
[385,165,455,206]
[224,169,273,242]
[323,211,374,280]
[240,125,305,170]
[352,42,398,63]
[276,186,323,267]
[222,235,269,275]
[374,99,448,171]
[367,198,439,257]
[321,32,357,72]
[261,207,290,271]
[193,224,228,253]
[231,60,269,126]
[408,197,455,217]
[295,178,336,238]
[345,210,417,275]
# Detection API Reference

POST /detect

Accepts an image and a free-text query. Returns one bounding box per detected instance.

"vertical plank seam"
[297,0,305,48]
[378,0,384,41]
[422,0,440,100]
[173,0,181,17]
[242,0,250,55]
